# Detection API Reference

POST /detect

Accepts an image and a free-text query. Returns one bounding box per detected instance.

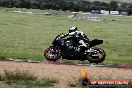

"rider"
[62,27,89,51]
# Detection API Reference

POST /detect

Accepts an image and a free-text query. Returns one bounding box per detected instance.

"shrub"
[0,70,57,87]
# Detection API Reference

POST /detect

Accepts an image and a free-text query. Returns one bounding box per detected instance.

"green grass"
[0,70,57,88]
[0,8,132,64]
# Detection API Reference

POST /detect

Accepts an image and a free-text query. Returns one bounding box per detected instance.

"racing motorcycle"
[44,34,106,63]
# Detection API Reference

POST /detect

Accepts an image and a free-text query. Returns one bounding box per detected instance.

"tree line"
[0,0,132,15]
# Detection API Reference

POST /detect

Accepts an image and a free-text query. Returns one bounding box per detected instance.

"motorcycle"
[44,33,106,63]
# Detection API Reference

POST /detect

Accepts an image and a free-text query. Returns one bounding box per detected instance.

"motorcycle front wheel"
[86,47,106,63]
[44,46,61,61]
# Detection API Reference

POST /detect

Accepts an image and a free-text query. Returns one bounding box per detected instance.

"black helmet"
[69,27,78,33]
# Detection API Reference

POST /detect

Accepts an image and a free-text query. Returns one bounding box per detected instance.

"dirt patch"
[0,61,132,88]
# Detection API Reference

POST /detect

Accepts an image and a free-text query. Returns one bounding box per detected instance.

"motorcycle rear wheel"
[44,46,61,61]
[86,47,106,63]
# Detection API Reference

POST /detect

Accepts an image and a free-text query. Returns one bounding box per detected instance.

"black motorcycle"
[44,34,106,63]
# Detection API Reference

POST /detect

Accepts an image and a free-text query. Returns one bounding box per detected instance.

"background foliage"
[0,0,132,14]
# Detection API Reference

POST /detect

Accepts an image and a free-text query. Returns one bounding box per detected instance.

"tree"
[128,4,132,15]
[66,2,74,11]
[117,3,128,12]
[78,2,85,11]
[110,1,118,10]
[72,3,79,12]
[92,1,102,7]
[101,2,110,10]
[14,0,31,8]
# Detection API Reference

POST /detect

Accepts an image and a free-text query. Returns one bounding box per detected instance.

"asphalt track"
[0,58,132,69]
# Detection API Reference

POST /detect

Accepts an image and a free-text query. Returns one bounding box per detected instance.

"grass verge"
[0,70,57,88]
[0,8,132,64]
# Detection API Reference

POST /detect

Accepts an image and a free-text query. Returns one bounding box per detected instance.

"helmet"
[69,27,78,33]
